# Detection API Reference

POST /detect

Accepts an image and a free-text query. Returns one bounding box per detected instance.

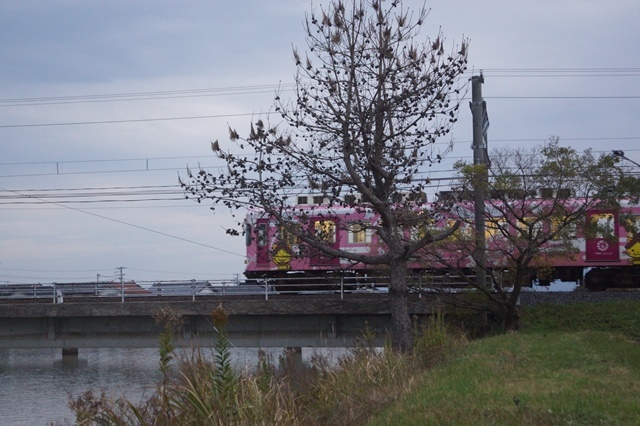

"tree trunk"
[388,261,413,352]
[503,300,520,332]
[502,273,524,332]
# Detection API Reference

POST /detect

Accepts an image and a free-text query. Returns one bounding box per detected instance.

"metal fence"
[0,276,392,303]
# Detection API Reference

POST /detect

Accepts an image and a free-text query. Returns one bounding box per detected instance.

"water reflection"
[0,346,350,425]
[0,348,161,425]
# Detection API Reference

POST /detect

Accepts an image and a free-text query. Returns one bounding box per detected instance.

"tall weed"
[69,306,468,425]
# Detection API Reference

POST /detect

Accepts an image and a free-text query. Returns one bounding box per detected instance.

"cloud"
[1,0,639,283]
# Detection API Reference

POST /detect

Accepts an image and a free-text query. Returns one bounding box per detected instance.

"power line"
[1,67,637,106]
[0,84,296,106]
[0,141,638,179]
[0,155,215,166]
[0,184,178,191]
[0,67,639,128]
[5,166,639,207]
[0,204,200,211]
[0,112,272,129]
[0,198,187,205]
[487,96,640,99]
[2,92,639,128]
[0,186,245,257]
[0,266,116,274]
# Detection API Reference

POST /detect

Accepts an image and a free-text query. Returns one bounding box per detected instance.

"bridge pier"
[48,318,56,340]
[62,347,78,356]
[62,347,79,364]
[0,295,434,349]
[281,347,303,370]
[185,316,198,338]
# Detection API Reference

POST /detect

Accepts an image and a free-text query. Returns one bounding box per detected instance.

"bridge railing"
[0,276,392,303]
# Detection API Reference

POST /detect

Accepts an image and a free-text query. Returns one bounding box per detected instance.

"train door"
[586,210,620,261]
[256,219,271,266]
[310,217,340,266]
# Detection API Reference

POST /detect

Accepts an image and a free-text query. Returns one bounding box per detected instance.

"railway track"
[518,289,640,306]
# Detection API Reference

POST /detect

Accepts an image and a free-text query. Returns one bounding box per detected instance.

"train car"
[244,200,379,289]
[578,203,640,291]
[244,197,640,291]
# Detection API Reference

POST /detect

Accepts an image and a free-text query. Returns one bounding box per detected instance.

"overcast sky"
[1,0,639,284]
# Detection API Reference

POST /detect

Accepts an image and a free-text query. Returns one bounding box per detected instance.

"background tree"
[183,0,468,352]
[423,137,636,331]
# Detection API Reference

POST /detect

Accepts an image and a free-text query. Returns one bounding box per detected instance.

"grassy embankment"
[368,300,640,425]
[68,301,640,425]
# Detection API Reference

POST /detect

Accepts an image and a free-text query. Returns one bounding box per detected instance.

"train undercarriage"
[584,267,640,292]
[246,265,640,293]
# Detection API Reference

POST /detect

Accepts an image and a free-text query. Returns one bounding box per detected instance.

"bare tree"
[183,0,468,352]
[423,138,636,331]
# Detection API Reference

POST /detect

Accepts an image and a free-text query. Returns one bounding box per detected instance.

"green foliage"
[520,300,640,339]
[211,308,236,403]
[369,330,640,425]
[153,306,183,385]
[68,318,468,425]
[368,301,640,425]
[413,306,467,368]
[183,0,470,353]
[356,320,377,351]
[254,349,276,394]
[157,329,174,384]
[445,137,640,333]
[69,301,640,425]
[166,305,239,424]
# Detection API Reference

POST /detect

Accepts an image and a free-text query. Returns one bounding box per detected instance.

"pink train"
[244,197,640,291]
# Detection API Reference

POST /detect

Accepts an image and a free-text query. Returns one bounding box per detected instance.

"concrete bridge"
[0,294,434,351]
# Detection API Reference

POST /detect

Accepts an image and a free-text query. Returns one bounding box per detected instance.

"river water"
[0,346,336,425]
[0,348,159,425]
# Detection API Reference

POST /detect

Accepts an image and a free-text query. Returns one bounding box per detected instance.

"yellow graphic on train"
[626,235,640,265]
[272,246,292,270]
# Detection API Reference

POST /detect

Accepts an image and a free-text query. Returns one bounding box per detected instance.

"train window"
[408,213,441,242]
[623,215,640,239]
[278,225,300,246]
[344,194,357,205]
[485,219,508,239]
[245,223,252,246]
[485,220,499,238]
[446,219,472,240]
[257,223,267,247]
[550,218,577,240]
[314,220,336,243]
[348,223,371,243]
[410,225,427,242]
[589,213,615,239]
[515,217,544,239]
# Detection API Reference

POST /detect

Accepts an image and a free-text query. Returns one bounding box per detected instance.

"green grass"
[368,301,640,425]
[67,308,462,425]
[519,300,640,339]
[68,301,640,425]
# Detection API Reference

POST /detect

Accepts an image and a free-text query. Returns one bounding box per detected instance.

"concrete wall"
[0,294,433,349]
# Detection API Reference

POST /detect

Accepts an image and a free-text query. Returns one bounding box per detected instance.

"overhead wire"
[0,67,638,127]
[3,165,639,207]
[1,92,639,128]
[0,186,245,257]
[0,67,638,106]
[1,68,638,262]
[0,84,297,106]
[0,140,638,170]
[0,112,267,129]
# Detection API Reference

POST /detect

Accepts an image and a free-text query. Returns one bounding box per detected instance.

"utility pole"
[470,74,489,288]
[613,150,640,168]
[116,266,126,303]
